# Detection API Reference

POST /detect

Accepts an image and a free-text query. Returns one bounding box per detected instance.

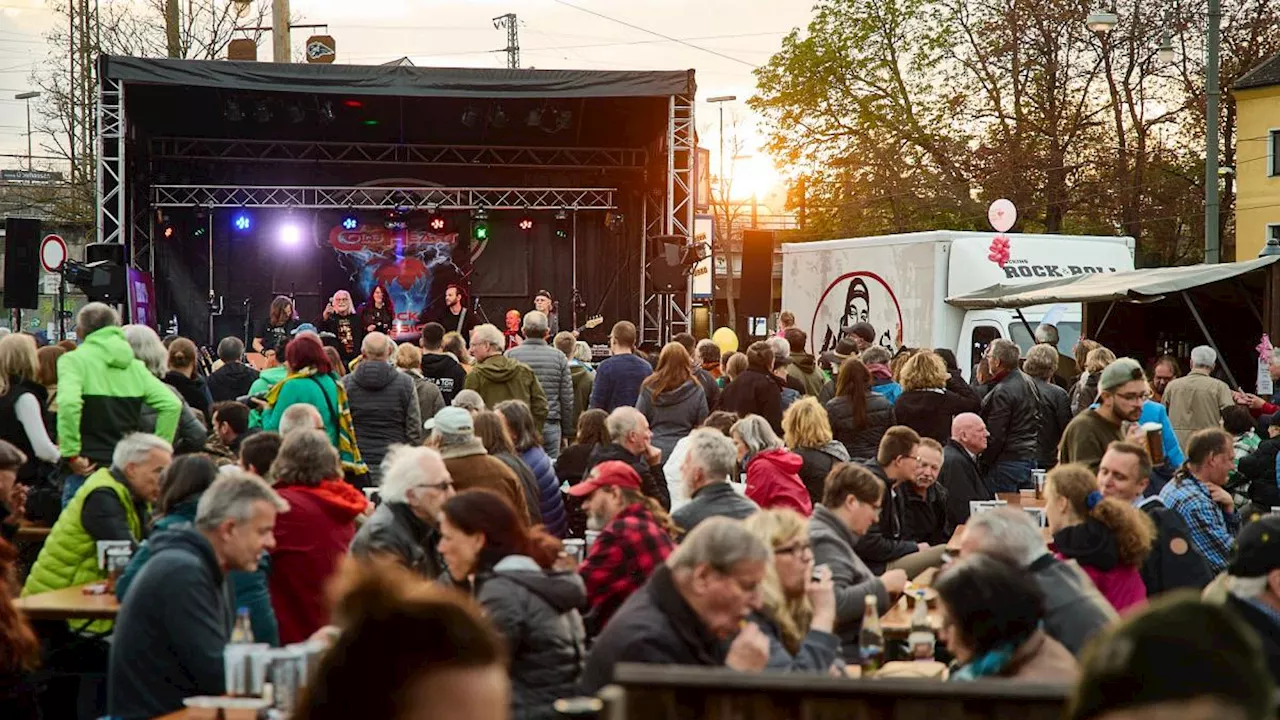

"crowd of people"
[2,303,1280,719]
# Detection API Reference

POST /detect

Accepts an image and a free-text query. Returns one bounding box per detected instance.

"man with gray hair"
[508,310,574,458]
[957,507,1116,656]
[1033,323,1077,388]
[465,322,548,427]
[1022,343,1072,470]
[206,336,259,403]
[585,406,670,509]
[279,403,324,436]
[108,471,288,719]
[581,516,772,692]
[1162,344,1235,451]
[672,428,758,532]
[26,433,174,604]
[58,302,181,476]
[428,406,529,519]
[351,445,453,578]
[978,337,1041,492]
[862,345,901,404]
[341,331,422,483]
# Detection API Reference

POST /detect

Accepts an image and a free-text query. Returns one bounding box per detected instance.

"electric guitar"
[573,315,604,335]
[198,345,217,377]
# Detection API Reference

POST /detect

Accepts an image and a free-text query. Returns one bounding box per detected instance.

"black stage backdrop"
[156,203,640,349]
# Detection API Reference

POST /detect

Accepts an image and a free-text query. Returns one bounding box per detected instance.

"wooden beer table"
[996,492,1047,509]
[13,582,120,621]
[14,521,51,542]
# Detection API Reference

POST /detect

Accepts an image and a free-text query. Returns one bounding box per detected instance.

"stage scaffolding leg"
[96,71,125,247]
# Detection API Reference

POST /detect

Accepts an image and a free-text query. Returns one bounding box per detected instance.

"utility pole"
[493,13,519,69]
[164,0,181,57]
[1204,0,1222,263]
[273,0,291,62]
[15,92,38,170]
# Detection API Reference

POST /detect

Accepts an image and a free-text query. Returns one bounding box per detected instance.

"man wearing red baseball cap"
[569,461,675,635]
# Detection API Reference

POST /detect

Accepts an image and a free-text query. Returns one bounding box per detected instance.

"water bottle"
[231,607,254,644]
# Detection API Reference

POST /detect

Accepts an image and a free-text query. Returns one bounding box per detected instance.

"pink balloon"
[988,199,1017,233]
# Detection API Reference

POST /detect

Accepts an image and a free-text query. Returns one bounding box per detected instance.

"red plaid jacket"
[579,502,675,634]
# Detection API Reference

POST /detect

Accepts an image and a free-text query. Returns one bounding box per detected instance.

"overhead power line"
[548,0,757,68]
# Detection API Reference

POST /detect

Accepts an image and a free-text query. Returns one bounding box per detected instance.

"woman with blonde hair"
[1071,346,1116,416]
[442,331,473,373]
[393,342,445,423]
[637,342,708,464]
[782,397,849,506]
[0,334,58,484]
[742,508,841,672]
[893,350,981,444]
[1046,463,1155,612]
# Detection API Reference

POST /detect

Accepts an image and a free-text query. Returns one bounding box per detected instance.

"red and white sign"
[40,234,67,273]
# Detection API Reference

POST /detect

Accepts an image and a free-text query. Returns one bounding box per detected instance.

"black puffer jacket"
[793,441,850,506]
[978,370,1041,470]
[476,555,586,720]
[341,361,422,479]
[825,392,895,462]
[893,376,981,444]
[719,368,783,434]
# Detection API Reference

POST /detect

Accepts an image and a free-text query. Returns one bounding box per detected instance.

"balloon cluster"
[987,235,1011,267]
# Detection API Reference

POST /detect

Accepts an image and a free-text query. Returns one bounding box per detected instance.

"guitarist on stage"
[533,289,559,335]
[419,284,476,339]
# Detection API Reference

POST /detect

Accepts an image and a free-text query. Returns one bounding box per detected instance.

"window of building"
[1271,130,1280,177]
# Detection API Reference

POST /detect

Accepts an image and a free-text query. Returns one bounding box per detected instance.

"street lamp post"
[1086,5,1221,263]
[708,94,736,332]
[14,91,39,171]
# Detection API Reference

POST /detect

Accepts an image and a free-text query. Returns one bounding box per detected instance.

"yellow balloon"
[711,327,739,354]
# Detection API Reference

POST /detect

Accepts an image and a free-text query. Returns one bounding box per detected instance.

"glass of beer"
[1141,422,1165,465]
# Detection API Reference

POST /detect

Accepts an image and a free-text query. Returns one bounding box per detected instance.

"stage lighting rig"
[224,99,243,122]
[341,213,359,231]
[461,106,481,128]
[471,206,490,241]
[232,211,252,232]
[490,105,509,128]
[253,100,272,123]
[554,209,569,239]
[518,213,534,232]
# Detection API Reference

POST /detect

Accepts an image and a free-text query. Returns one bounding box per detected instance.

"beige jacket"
[1162,371,1234,451]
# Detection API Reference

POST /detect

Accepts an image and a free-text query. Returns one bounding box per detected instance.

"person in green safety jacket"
[22,433,173,633]
[56,303,181,478]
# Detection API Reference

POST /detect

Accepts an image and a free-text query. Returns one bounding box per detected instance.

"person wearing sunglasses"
[351,445,455,580]
[1060,358,1149,473]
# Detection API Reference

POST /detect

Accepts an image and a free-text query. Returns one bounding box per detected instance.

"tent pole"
[1014,308,1036,340]
[1232,279,1265,328]
[1182,291,1238,389]
[1094,301,1118,337]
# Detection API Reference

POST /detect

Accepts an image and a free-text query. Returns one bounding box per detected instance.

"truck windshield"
[1008,321,1082,358]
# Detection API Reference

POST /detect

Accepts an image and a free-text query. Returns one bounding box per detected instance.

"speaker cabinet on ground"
[3,217,40,309]
[738,229,774,318]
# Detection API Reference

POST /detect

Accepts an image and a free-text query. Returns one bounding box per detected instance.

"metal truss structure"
[96,74,125,246]
[97,72,694,339]
[151,185,616,210]
[150,138,647,171]
[640,93,695,346]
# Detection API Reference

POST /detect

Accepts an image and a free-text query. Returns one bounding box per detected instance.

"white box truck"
[780,231,1136,377]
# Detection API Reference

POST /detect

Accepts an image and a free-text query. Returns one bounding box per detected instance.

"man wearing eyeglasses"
[350,446,454,579]
[900,438,952,546]
[1059,358,1148,473]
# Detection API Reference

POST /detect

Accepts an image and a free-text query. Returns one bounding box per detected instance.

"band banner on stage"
[327,224,460,336]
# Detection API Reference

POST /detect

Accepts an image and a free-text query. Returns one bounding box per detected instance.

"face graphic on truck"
[814,271,904,357]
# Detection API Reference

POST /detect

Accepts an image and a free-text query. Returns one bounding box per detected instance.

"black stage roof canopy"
[101,55,694,99]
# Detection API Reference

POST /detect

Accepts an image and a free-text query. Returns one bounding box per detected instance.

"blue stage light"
[341,215,358,231]
[233,212,252,232]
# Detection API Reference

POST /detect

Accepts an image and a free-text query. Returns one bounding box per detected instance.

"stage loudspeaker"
[3,217,40,310]
[646,234,691,293]
[85,242,126,266]
[738,229,774,318]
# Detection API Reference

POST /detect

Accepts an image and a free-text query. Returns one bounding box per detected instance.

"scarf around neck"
[264,366,368,478]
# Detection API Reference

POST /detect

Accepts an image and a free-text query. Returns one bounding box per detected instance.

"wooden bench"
[601,663,1071,720]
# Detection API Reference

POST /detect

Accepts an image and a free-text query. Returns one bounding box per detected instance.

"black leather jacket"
[978,369,1041,469]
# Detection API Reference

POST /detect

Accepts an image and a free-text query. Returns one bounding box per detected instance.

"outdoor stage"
[96,56,696,346]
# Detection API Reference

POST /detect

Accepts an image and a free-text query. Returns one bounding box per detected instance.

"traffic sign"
[40,234,67,273]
